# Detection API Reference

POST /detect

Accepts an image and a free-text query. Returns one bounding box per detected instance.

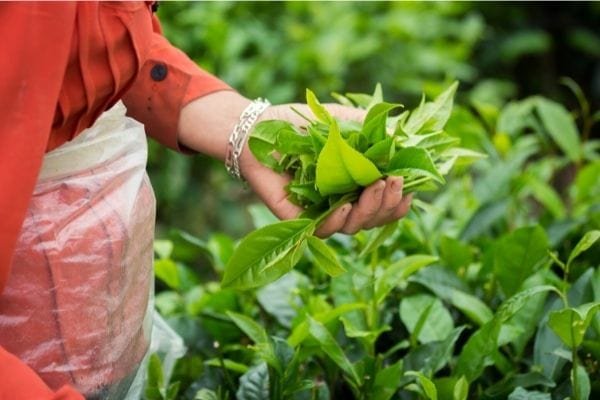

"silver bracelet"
[225,98,271,180]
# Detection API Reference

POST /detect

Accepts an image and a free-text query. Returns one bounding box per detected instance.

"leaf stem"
[290,106,315,125]
[214,341,237,396]
[368,252,379,357]
[313,193,359,229]
[403,176,432,192]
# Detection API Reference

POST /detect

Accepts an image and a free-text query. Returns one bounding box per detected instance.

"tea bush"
[146,82,599,399]
[145,3,600,400]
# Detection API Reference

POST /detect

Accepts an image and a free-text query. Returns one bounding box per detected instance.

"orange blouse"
[0,2,230,398]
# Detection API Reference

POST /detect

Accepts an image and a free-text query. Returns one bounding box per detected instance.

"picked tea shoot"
[222,82,484,290]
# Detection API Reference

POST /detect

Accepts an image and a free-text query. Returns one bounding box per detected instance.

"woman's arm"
[177,91,413,237]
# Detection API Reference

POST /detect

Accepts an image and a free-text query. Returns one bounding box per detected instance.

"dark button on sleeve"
[150,63,167,81]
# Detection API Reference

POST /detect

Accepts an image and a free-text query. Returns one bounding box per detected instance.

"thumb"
[323,103,366,123]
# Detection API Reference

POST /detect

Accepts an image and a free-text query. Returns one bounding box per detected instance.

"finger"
[323,103,366,123]
[244,163,303,220]
[315,204,352,238]
[341,180,386,234]
[392,193,413,220]
[364,176,404,228]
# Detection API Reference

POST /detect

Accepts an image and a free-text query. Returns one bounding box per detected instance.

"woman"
[0,2,412,399]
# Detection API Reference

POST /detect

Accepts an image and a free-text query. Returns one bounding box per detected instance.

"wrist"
[225,98,271,180]
[178,90,252,161]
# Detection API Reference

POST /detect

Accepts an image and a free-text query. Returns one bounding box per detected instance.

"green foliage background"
[150,2,599,237]
[144,3,600,400]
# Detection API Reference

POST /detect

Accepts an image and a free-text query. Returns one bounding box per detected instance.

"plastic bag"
[0,102,157,398]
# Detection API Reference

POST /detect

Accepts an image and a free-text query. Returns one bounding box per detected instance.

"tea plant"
[221,83,483,291]
[146,82,600,400]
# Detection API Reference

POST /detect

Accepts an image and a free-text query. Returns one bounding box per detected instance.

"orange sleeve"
[0,4,84,399]
[0,4,72,293]
[122,14,233,151]
[0,347,84,400]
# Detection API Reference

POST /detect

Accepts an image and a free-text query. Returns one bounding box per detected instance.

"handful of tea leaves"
[222,82,481,289]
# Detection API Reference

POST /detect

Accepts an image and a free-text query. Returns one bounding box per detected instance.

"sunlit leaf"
[221,219,314,289]
[315,119,382,195]
[535,97,582,162]
[548,302,600,348]
[567,230,600,268]
[307,318,361,385]
[306,89,333,124]
[307,236,346,277]
[400,294,454,343]
[361,102,402,143]
[387,147,445,184]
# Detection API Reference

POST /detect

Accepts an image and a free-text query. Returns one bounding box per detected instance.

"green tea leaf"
[453,376,469,400]
[275,128,314,155]
[521,173,567,219]
[493,226,549,297]
[501,273,550,354]
[460,199,510,242]
[405,371,438,400]
[307,124,327,154]
[402,81,459,135]
[205,358,249,373]
[249,120,293,170]
[226,311,270,345]
[306,89,333,124]
[364,137,395,169]
[402,131,459,153]
[567,230,600,268]
[454,322,499,383]
[155,259,180,290]
[456,286,556,382]
[496,286,558,322]
[257,271,307,328]
[403,327,465,375]
[194,389,218,400]
[507,387,551,400]
[307,318,360,385]
[439,236,473,273]
[287,182,324,205]
[361,102,402,143]
[226,312,278,371]
[154,240,174,260]
[346,93,376,109]
[375,255,438,303]
[359,221,398,258]
[221,219,314,289]
[484,371,555,398]
[315,119,382,195]
[288,303,366,346]
[387,147,445,184]
[534,270,595,380]
[147,353,164,393]
[236,363,269,400]
[400,294,454,344]
[340,316,390,342]
[372,360,403,400]
[535,97,582,162]
[307,236,347,277]
[548,302,600,348]
[449,289,494,326]
[571,364,591,400]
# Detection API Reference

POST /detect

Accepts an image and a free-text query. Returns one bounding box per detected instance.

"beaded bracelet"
[225,98,271,180]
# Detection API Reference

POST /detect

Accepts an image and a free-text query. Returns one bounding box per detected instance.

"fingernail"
[341,204,352,215]
[391,177,403,192]
[375,181,385,195]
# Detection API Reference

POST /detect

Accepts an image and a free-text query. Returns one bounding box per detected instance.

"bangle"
[225,98,271,180]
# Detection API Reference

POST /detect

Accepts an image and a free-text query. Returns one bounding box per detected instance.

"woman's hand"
[178,91,412,237]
